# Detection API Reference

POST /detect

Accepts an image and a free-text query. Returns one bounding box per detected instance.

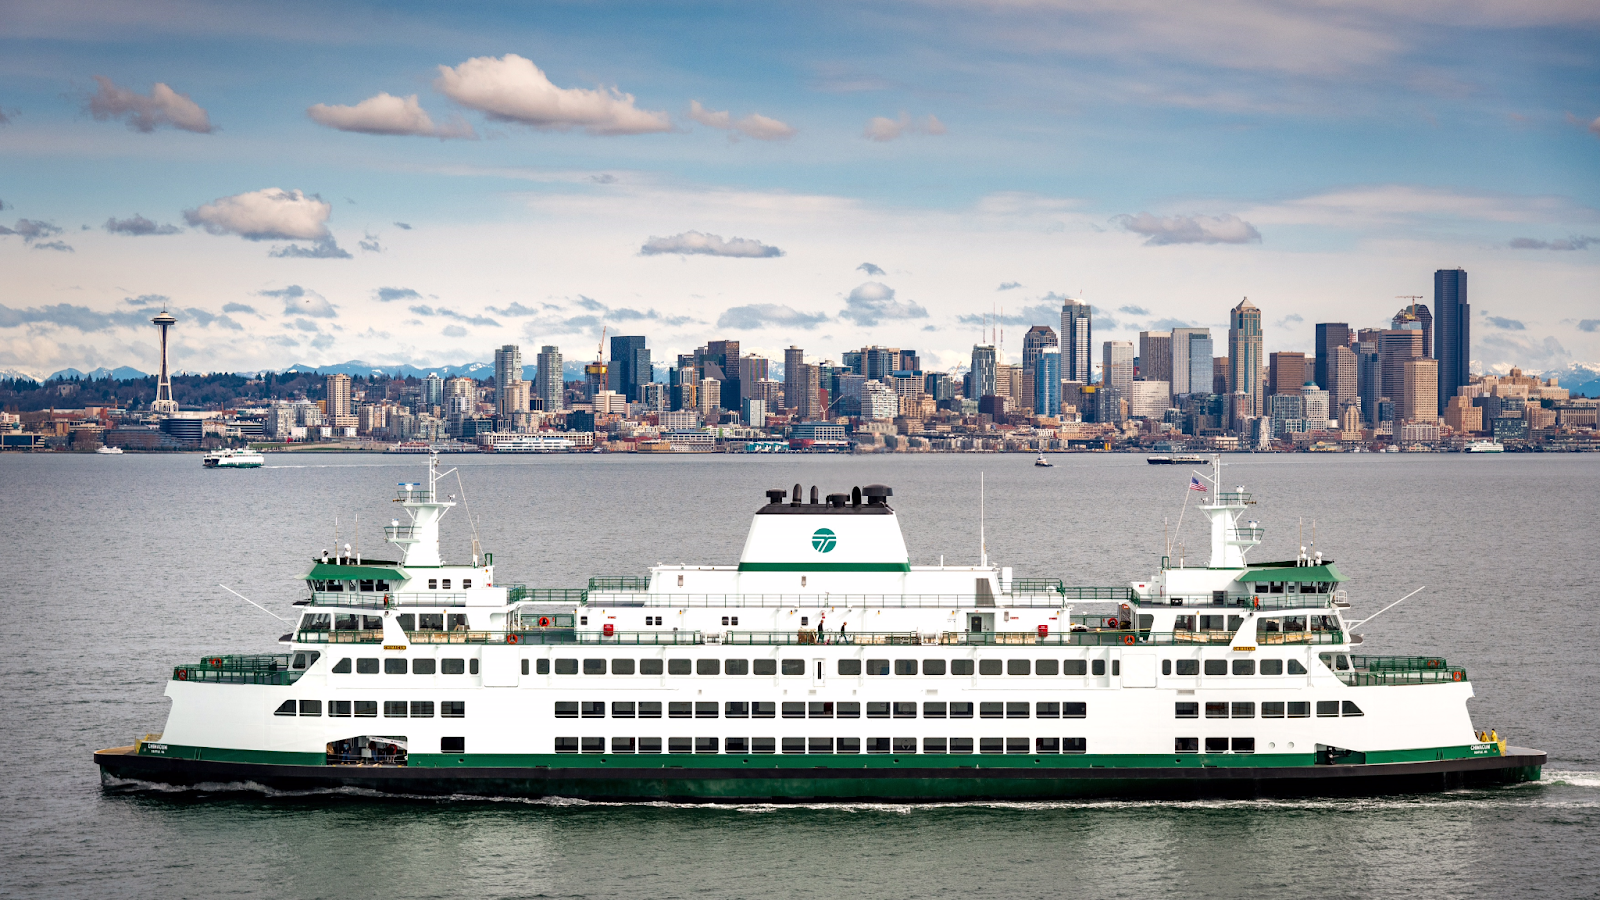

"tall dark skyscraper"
[1434,268,1470,416]
[703,339,741,411]
[1313,323,1350,393]
[1059,299,1092,384]
[608,335,650,401]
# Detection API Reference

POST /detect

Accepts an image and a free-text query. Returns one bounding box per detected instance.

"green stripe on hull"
[736,562,912,572]
[137,743,323,766]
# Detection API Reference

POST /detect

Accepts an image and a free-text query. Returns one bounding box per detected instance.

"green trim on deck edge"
[737,562,912,573]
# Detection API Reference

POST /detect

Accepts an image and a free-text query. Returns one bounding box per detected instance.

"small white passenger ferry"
[202,448,264,468]
[97,455,1543,800]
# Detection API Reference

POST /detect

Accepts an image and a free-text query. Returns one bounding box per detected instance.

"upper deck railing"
[1135,591,1337,610]
[173,654,303,685]
[310,591,469,609]
[289,627,1348,648]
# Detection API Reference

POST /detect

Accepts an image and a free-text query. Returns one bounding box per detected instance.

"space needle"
[151,309,178,416]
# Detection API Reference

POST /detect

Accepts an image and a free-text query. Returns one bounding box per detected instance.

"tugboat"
[1034,452,1053,467]
[202,448,264,469]
[96,454,1543,800]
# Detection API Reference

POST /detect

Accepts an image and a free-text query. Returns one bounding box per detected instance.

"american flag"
[1190,476,1207,492]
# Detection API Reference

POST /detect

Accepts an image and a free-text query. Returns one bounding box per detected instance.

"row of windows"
[424,578,470,590]
[528,658,1128,677]
[553,700,1088,719]
[275,699,466,718]
[332,657,481,675]
[1177,738,1257,753]
[1175,700,1363,719]
[554,736,1090,755]
[1164,659,1308,676]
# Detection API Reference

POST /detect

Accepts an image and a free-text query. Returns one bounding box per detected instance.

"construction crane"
[585,326,608,399]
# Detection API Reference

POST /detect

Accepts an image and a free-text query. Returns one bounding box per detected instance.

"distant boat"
[1034,453,1053,468]
[95,446,123,455]
[203,448,264,469]
[1464,440,1505,454]
[1147,454,1205,465]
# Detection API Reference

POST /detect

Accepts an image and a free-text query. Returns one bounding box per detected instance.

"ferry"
[95,446,124,455]
[1464,440,1505,454]
[202,448,264,469]
[96,455,1543,801]
[1148,454,1206,465]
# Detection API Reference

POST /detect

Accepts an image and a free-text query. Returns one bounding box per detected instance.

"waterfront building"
[535,346,564,412]
[797,364,823,420]
[1268,352,1306,397]
[1401,358,1439,424]
[1313,323,1351,397]
[861,381,900,420]
[1435,269,1470,417]
[790,421,847,442]
[1444,394,1483,434]
[609,336,651,402]
[1227,299,1264,416]
[970,344,997,400]
[1059,298,1092,384]
[1034,349,1061,417]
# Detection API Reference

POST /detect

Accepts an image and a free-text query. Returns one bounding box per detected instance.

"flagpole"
[1174,481,1193,559]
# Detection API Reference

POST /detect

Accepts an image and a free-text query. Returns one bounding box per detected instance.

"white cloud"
[306,92,475,139]
[640,230,783,258]
[839,281,929,326]
[433,54,671,136]
[864,112,945,142]
[717,304,828,330]
[86,76,212,133]
[1112,212,1263,245]
[688,101,797,141]
[261,285,337,318]
[185,188,331,241]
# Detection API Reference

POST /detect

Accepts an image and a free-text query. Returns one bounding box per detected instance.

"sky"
[1,0,1597,380]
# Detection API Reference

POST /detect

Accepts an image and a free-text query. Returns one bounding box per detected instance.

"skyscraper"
[326,373,353,420]
[535,345,564,412]
[1102,340,1135,408]
[783,346,805,412]
[1313,323,1351,398]
[493,344,526,419]
[1059,299,1092,384]
[1139,330,1173,409]
[1021,325,1059,373]
[1401,358,1439,424]
[151,309,178,416]
[1268,352,1307,397]
[1379,329,1424,408]
[1393,303,1433,358]
[970,344,997,398]
[423,373,444,411]
[1435,268,1470,415]
[1329,344,1358,415]
[608,335,651,402]
[704,339,741,411]
[1034,349,1061,417]
[1356,340,1381,426]
[1228,299,1264,415]
[1170,327,1210,395]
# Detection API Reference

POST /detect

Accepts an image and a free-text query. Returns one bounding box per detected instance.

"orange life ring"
[1123,634,1136,646]
[1106,617,1119,628]
[1427,659,1440,668]
[1452,670,1463,682]
[507,634,520,645]
[538,616,551,628]
[176,669,188,681]
[209,657,222,667]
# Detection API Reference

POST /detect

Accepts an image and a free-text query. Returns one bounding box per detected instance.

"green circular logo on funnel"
[811,528,837,553]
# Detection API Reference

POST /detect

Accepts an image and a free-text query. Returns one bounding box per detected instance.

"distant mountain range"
[1545,362,1600,398]
[36,365,150,382]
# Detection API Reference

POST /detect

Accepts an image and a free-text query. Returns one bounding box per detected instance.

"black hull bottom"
[96,748,1546,802]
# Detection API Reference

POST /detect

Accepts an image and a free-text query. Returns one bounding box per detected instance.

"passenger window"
[1063,738,1087,754]
[1261,702,1285,717]
[924,702,948,718]
[555,702,578,718]
[1288,659,1307,675]
[1034,659,1058,676]
[1342,701,1364,717]
[979,702,1003,718]
[331,701,351,717]
[895,659,918,675]
[893,702,918,718]
[411,701,434,718]
[639,737,663,753]
[584,659,606,675]
[697,659,720,676]
[1064,659,1088,676]
[356,658,379,674]
[1162,660,1172,676]
[639,702,663,718]
[461,580,471,590]
[951,659,975,676]
[1005,702,1029,718]
[838,702,860,718]
[838,659,862,676]
[867,659,890,675]
[866,702,890,718]
[1287,701,1310,717]
[923,659,946,676]
[412,658,436,675]
[582,737,604,753]
[750,737,775,754]
[725,737,747,753]
[639,659,664,675]
[810,702,833,718]
[441,580,451,590]
[979,659,1002,675]
[751,702,775,718]
[1316,701,1340,717]
[535,659,550,675]
[949,737,974,754]
[949,702,974,718]
[1063,702,1087,718]
[397,614,415,631]
[895,737,919,754]
[1205,702,1228,718]
[553,659,578,675]
[1175,659,1198,676]
[695,701,718,718]
[1036,702,1060,718]
[1231,702,1255,718]
[613,659,636,675]
[1232,738,1255,753]
[1205,737,1229,753]
[1008,659,1030,675]
[781,659,805,675]
[723,701,746,718]
[354,701,377,717]
[384,701,407,717]
[427,579,438,590]
[1233,659,1255,676]
[580,701,604,718]
[332,658,351,674]
[837,737,861,754]
[385,659,407,675]
[418,614,444,631]
[1091,659,1106,676]
[723,659,746,675]
[1260,659,1283,675]
[753,659,777,675]
[274,700,296,716]
[925,738,949,754]
[669,702,692,718]
[1175,702,1199,718]
[667,659,691,675]
[442,701,465,718]
[554,737,578,753]
[1203,659,1226,676]
[782,737,805,754]
[979,737,1004,754]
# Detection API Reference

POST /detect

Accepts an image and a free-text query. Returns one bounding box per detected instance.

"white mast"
[386,452,457,568]
[1198,454,1261,569]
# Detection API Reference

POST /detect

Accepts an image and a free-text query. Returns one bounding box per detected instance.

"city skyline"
[1,4,1597,380]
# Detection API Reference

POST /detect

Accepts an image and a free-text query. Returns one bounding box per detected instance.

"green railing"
[1135,592,1335,610]
[1344,667,1466,686]
[1011,578,1063,594]
[514,588,587,604]
[589,575,650,591]
[1213,491,1255,504]
[507,630,703,645]
[1353,655,1450,671]
[1060,586,1135,601]
[511,613,578,630]
[173,654,303,685]
[576,593,1094,609]
[309,591,468,608]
